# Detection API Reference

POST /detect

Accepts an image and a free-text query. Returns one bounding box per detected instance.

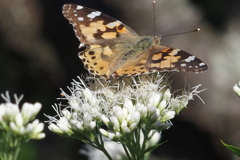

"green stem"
[13,146,21,160]
[0,132,22,160]
[122,144,131,160]
[95,134,113,160]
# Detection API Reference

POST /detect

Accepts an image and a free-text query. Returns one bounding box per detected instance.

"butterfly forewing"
[62,4,139,45]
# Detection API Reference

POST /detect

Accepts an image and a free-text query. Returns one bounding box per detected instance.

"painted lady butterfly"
[62,4,208,79]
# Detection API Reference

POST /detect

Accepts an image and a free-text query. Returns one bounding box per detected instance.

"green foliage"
[144,140,167,154]
[221,140,240,157]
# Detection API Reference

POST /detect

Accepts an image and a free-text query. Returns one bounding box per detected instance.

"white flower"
[0,91,45,139]
[48,74,205,136]
[21,102,42,124]
[47,73,205,160]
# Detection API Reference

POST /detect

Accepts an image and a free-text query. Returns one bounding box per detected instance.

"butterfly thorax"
[134,36,155,51]
[107,36,157,76]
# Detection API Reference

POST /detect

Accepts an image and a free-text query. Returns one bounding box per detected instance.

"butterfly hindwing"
[146,46,208,73]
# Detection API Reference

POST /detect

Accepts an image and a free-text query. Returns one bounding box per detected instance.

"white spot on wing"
[79,43,85,48]
[76,6,83,10]
[199,63,205,66]
[106,21,120,29]
[116,20,122,23]
[78,17,84,21]
[185,56,195,62]
[180,63,186,67]
[169,49,180,55]
[87,11,101,19]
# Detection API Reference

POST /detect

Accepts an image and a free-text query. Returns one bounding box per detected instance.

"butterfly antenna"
[153,1,156,38]
[162,28,200,37]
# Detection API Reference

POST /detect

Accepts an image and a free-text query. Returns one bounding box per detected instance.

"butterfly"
[62,4,208,79]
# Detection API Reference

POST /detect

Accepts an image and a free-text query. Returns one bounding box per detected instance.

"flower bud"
[48,123,63,134]
[160,111,175,122]
[233,83,240,96]
[163,88,171,100]
[149,93,162,106]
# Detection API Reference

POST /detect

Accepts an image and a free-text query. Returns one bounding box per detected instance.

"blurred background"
[0,0,240,159]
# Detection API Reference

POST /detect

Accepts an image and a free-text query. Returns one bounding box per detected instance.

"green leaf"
[221,140,240,156]
[144,140,168,154]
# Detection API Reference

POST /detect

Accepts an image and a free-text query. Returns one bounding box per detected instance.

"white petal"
[68,97,80,109]
[90,121,96,129]
[114,106,126,122]
[48,123,63,134]
[115,132,121,138]
[35,133,45,139]
[161,111,175,122]
[120,119,127,129]
[110,116,120,131]
[127,112,140,124]
[149,93,162,106]
[99,128,108,137]
[122,126,130,134]
[33,122,44,134]
[129,123,137,131]
[10,122,18,133]
[32,102,42,115]
[123,99,133,110]
[137,106,147,118]
[5,103,19,119]
[149,131,161,145]
[147,105,156,115]
[15,113,23,127]
[101,115,110,126]
[62,110,71,119]
[233,84,240,96]
[108,132,116,140]
[158,100,167,113]
[163,88,171,100]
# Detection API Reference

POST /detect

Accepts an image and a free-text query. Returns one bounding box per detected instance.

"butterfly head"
[153,35,161,45]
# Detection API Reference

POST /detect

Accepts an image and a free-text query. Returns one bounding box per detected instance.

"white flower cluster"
[47,74,203,141]
[0,92,45,139]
